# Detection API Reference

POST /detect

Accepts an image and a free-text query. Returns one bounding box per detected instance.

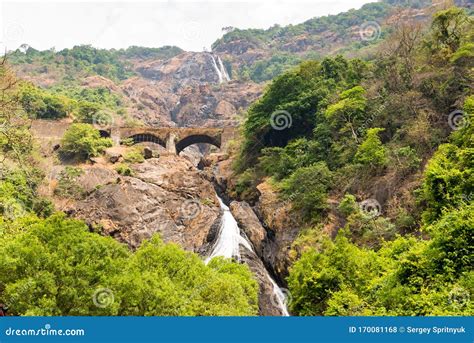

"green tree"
[325,86,367,144]
[280,162,333,220]
[354,128,388,168]
[0,214,259,316]
[59,123,112,160]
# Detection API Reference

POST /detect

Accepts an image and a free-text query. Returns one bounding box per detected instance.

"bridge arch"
[175,134,221,154]
[126,133,166,148]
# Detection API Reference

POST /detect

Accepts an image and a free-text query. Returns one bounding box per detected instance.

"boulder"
[230,201,266,256]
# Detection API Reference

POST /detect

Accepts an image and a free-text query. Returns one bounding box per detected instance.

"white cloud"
[1,0,371,52]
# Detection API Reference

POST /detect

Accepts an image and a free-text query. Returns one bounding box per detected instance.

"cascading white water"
[217,56,230,82]
[209,54,230,84]
[205,197,252,261]
[206,196,289,316]
[210,54,224,84]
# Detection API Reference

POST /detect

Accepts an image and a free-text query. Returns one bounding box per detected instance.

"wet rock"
[239,246,287,316]
[230,201,266,257]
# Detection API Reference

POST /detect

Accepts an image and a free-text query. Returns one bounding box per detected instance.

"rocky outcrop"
[230,201,266,257]
[121,52,262,127]
[239,246,287,316]
[255,181,301,284]
[71,155,221,252]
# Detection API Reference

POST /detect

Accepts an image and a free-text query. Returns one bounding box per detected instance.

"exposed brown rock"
[71,155,220,252]
[230,201,266,256]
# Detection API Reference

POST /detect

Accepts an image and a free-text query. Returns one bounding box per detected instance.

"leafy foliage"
[0,214,258,316]
[59,124,112,160]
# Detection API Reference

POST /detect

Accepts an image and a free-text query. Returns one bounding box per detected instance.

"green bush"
[59,123,112,160]
[18,83,71,119]
[54,167,85,199]
[288,204,474,316]
[115,163,133,176]
[123,147,145,164]
[354,128,388,169]
[0,214,259,316]
[280,162,333,220]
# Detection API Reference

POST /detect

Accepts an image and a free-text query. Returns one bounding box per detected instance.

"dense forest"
[232,6,473,315]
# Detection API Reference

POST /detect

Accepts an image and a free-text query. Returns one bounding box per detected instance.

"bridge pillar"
[166,133,177,154]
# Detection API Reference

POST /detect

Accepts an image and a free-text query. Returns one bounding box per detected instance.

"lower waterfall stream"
[206,196,290,316]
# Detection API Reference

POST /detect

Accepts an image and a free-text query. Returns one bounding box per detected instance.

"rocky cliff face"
[14,51,263,128]
[123,52,262,127]
[68,156,221,252]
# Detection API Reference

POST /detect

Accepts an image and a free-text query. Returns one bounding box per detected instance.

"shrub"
[115,163,133,176]
[280,162,333,220]
[0,214,259,316]
[354,128,388,168]
[54,167,85,199]
[59,123,112,160]
[123,147,145,164]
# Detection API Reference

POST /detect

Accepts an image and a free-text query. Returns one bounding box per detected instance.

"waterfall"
[206,196,290,316]
[209,54,230,84]
[217,56,230,82]
[210,54,224,84]
[205,197,252,261]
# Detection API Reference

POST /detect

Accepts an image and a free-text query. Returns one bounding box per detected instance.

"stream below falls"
[205,196,290,316]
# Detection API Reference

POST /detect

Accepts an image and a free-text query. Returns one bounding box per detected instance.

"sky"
[0,0,371,52]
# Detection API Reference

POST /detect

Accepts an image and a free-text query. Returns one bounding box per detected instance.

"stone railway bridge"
[31,120,237,154]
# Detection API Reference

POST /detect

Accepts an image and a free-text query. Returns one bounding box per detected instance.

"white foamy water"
[205,197,252,261]
[209,54,230,84]
[206,196,289,316]
[217,56,230,82]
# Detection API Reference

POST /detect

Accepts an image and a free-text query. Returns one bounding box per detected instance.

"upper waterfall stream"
[206,196,290,316]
